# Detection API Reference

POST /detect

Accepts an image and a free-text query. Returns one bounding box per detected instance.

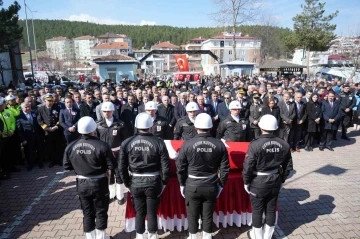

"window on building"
[220,41,224,47]
[110,50,116,54]
[214,50,218,55]
[240,58,245,61]
[228,41,232,46]
[229,50,232,55]
[253,49,257,55]
[97,51,102,55]
[253,58,257,63]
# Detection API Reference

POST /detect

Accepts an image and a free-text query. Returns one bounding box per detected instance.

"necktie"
[69,109,72,116]
[226,104,229,109]
[330,101,333,108]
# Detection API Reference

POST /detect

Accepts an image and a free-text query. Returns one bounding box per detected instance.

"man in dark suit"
[80,92,99,120]
[120,94,138,138]
[72,92,83,110]
[278,93,296,143]
[16,102,45,170]
[290,92,307,152]
[196,95,215,118]
[320,91,342,151]
[217,92,231,121]
[174,93,188,120]
[208,91,223,137]
[157,96,176,139]
[60,96,80,145]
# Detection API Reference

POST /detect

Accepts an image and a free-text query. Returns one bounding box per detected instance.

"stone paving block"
[55,229,71,237]
[340,231,359,238]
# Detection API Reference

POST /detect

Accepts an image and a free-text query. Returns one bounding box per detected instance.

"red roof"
[73,35,96,40]
[46,36,69,41]
[93,54,136,61]
[152,42,180,49]
[91,42,128,50]
[328,54,351,60]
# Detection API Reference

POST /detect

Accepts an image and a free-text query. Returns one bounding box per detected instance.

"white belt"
[254,169,278,176]
[77,173,106,179]
[111,146,121,152]
[188,174,217,179]
[132,172,159,177]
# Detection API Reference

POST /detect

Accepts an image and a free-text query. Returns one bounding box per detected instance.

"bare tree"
[211,0,260,61]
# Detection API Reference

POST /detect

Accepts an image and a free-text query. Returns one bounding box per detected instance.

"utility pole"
[27,5,38,71]
[24,0,34,77]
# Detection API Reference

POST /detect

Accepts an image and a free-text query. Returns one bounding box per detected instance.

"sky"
[3,0,360,35]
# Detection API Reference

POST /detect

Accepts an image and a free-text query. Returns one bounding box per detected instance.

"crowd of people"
[0,74,358,179]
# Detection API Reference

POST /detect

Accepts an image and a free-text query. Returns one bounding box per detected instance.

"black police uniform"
[63,135,114,233]
[97,118,128,202]
[119,132,170,234]
[37,104,62,166]
[141,115,170,139]
[176,133,230,235]
[242,133,293,229]
[173,116,197,140]
[249,103,264,140]
[120,103,138,138]
[216,114,247,142]
[339,91,356,138]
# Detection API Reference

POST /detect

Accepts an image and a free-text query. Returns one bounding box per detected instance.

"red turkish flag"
[174,54,189,72]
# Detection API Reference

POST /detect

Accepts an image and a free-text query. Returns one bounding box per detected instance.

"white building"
[200,32,261,75]
[97,32,133,54]
[73,35,98,61]
[45,36,73,60]
[292,49,330,67]
[134,49,165,75]
[90,42,129,59]
[151,41,180,72]
[184,37,207,72]
[329,37,360,54]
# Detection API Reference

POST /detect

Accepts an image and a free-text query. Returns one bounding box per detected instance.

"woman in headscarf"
[304,93,322,151]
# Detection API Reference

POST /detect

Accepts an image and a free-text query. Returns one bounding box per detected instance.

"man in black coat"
[60,96,80,145]
[339,84,356,140]
[16,102,45,170]
[217,92,232,122]
[320,92,342,151]
[80,92,99,120]
[289,92,307,152]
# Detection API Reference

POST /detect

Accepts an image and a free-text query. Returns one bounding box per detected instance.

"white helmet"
[229,100,241,110]
[135,112,153,129]
[101,102,115,111]
[5,95,16,101]
[194,113,213,129]
[77,116,97,134]
[186,102,199,112]
[145,101,158,110]
[258,114,278,131]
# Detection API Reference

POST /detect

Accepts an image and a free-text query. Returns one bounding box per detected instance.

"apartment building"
[73,35,98,60]
[185,37,207,72]
[90,42,129,59]
[45,36,73,60]
[97,32,133,54]
[134,49,165,75]
[200,32,261,75]
[151,41,180,72]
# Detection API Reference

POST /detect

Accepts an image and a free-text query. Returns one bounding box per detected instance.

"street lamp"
[26,5,38,71]
[23,0,34,78]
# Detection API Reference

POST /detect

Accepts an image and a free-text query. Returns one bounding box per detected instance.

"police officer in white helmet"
[174,102,199,140]
[176,113,230,239]
[118,112,170,239]
[63,116,115,239]
[243,114,293,239]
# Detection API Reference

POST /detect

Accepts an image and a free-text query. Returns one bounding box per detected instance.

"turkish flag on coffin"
[174,54,189,72]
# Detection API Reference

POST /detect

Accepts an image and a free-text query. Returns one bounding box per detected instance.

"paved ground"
[0,130,360,239]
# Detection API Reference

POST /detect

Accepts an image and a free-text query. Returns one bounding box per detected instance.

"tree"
[0,1,22,52]
[292,0,338,74]
[211,0,260,61]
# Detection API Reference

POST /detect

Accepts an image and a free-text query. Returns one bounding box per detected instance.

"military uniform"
[249,103,264,140]
[37,104,62,166]
[176,133,229,236]
[216,114,247,142]
[243,134,293,234]
[173,116,197,140]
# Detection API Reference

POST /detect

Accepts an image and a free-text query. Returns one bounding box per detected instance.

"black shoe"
[341,136,350,141]
[118,198,125,205]
[38,163,44,169]
[247,230,252,239]
[48,162,56,168]
[304,146,309,152]
[319,147,324,151]
[309,147,313,151]
[326,146,334,151]
[27,166,33,171]
[10,167,21,172]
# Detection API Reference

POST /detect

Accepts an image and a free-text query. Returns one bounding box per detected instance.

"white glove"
[158,185,166,197]
[221,138,226,143]
[244,184,250,194]
[216,185,223,198]
[180,186,185,198]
